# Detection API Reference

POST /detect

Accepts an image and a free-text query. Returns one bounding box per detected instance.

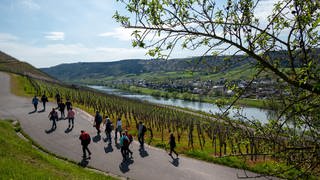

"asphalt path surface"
[0,72,275,180]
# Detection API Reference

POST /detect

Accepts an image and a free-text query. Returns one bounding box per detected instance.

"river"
[89,85,271,124]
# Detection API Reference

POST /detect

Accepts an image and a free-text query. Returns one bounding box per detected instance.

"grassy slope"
[0,120,116,180]
[0,51,56,82]
[3,73,118,179]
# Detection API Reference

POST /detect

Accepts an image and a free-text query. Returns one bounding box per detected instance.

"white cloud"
[99,26,169,43]
[20,0,40,10]
[45,32,65,41]
[0,33,149,68]
[0,33,19,42]
[255,0,280,25]
[99,27,134,41]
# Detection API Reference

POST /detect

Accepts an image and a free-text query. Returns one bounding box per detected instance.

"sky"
[0,0,275,68]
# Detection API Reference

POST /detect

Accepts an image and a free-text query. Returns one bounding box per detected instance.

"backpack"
[128,134,133,143]
[142,125,147,133]
[87,134,91,144]
[83,133,91,144]
[95,115,102,124]
[123,136,129,147]
[106,121,113,132]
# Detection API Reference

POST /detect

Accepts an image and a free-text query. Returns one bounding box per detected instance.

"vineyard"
[26,76,317,178]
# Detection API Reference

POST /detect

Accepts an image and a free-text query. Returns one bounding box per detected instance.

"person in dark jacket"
[120,132,129,161]
[48,108,58,130]
[55,93,61,105]
[169,133,178,158]
[57,101,65,119]
[137,121,147,148]
[79,130,91,158]
[41,94,48,111]
[94,111,102,134]
[65,98,72,111]
[104,116,113,144]
[32,96,39,112]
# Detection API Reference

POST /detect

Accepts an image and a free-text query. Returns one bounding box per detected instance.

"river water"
[89,85,271,123]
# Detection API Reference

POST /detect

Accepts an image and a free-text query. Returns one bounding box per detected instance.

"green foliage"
[0,120,116,180]
[115,0,320,177]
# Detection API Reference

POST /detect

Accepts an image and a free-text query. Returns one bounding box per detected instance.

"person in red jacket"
[79,130,91,158]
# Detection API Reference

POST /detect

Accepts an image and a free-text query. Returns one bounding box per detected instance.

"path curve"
[0,72,275,180]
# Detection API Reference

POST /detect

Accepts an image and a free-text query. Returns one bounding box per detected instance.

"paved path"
[0,72,274,180]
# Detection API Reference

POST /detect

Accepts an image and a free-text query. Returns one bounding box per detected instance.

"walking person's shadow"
[119,158,134,173]
[104,143,113,153]
[28,110,37,114]
[45,127,56,134]
[92,134,101,142]
[64,126,73,133]
[38,109,45,113]
[139,146,149,158]
[115,143,121,149]
[78,157,90,167]
[170,157,179,167]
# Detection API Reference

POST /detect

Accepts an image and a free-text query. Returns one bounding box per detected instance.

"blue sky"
[0,0,275,68]
[0,0,152,67]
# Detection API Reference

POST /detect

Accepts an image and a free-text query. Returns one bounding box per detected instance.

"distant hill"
[41,48,320,83]
[0,51,58,82]
[41,55,255,81]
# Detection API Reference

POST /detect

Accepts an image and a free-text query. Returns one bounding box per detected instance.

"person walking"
[57,101,65,119]
[48,108,58,130]
[169,133,178,158]
[79,130,92,158]
[137,121,147,148]
[94,111,102,134]
[104,116,113,144]
[125,130,133,158]
[40,94,48,111]
[32,96,39,112]
[115,118,122,141]
[67,107,75,128]
[55,92,61,105]
[65,98,72,111]
[119,132,129,161]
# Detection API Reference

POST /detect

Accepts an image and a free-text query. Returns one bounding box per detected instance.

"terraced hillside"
[0,51,58,83]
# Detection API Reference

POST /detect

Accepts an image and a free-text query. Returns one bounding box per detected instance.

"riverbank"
[106,84,269,109]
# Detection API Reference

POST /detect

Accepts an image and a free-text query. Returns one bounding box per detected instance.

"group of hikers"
[32,93,75,130]
[82,112,178,161]
[32,93,179,161]
[91,111,148,161]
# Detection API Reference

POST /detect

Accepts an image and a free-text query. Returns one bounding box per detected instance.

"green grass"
[0,120,117,180]
[10,73,36,97]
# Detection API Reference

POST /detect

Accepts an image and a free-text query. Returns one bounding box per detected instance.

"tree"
[115,0,319,178]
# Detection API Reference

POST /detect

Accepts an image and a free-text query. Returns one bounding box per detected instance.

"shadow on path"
[45,127,56,134]
[78,157,90,167]
[92,134,101,143]
[38,109,45,113]
[28,110,37,114]
[65,126,73,133]
[139,147,149,158]
[119,158,134,173]
[170,157,179,167]
[104,143,113,153]
[115,143,121,150]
